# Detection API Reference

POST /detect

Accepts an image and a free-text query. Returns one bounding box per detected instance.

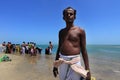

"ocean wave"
[99,49,120,54]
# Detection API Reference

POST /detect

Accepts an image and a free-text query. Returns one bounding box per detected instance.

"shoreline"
[0,52,120,80]
[0,53,59,80]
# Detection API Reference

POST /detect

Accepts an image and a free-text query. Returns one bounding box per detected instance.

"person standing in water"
[49,41,53,54]
[53,7,91,80]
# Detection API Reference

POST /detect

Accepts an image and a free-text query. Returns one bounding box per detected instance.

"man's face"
[64,9,75,23]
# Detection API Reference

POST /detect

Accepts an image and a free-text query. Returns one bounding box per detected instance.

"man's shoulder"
[59,28,66,32]
[74,26,85,31]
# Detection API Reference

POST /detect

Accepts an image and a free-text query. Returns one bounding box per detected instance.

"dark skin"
[53,7,91,80]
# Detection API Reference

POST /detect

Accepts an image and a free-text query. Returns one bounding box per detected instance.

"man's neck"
[66,24,74,29]
[66,22,74,29]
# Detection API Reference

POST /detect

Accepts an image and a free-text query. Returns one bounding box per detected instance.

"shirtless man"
[53,7,91,80]
[49,41,53,54]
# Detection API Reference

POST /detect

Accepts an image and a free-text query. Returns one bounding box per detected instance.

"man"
[49,41,53,54]
[53,7,91,80]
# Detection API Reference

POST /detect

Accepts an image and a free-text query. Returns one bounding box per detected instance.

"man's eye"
[70,13,73,15]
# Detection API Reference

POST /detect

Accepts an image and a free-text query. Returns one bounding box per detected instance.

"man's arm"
[53,30,61,77]
[80,29,91,80]
[53,46,60,77]
[55,47,60,60]
[55,30,62,60]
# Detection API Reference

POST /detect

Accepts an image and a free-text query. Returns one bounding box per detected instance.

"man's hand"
[86,71,91,80]
[53,67,58,77]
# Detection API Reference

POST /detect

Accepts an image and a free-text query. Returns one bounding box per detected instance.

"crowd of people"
[1,41,42,56]
[1,41,53,56]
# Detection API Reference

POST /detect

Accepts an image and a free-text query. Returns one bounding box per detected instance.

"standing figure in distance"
[49,41,53,54]
[53,7,91,80]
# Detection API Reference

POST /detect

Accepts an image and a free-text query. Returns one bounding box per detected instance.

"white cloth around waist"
[58,53,88,79]
[59,53,80,60]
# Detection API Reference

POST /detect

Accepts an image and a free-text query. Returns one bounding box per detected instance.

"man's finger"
[53,71,57,77]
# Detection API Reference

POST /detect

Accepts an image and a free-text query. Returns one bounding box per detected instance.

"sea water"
[38,44,120,79]
[37,45,120,61]
[0,45,120,79]
[87,45,120,62]
[1,44,120,62]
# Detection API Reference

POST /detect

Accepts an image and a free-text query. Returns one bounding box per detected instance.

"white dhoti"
[49,48,52,53]
[53,53,88,80]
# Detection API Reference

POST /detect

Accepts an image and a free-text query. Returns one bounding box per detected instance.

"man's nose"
[68,14,70,17]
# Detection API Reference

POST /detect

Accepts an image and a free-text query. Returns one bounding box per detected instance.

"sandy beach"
[0,53,59,80]
[0,52,120,80]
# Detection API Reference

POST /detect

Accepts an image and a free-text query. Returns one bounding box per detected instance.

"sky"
[0,0,120,45]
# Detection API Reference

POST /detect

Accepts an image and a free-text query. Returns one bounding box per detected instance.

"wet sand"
[0,53,59,80]
[0,53,120,80]
[89,55,120,80]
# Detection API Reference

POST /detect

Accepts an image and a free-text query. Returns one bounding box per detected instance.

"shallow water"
[0,45,120,80]
[0,53,59,80]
